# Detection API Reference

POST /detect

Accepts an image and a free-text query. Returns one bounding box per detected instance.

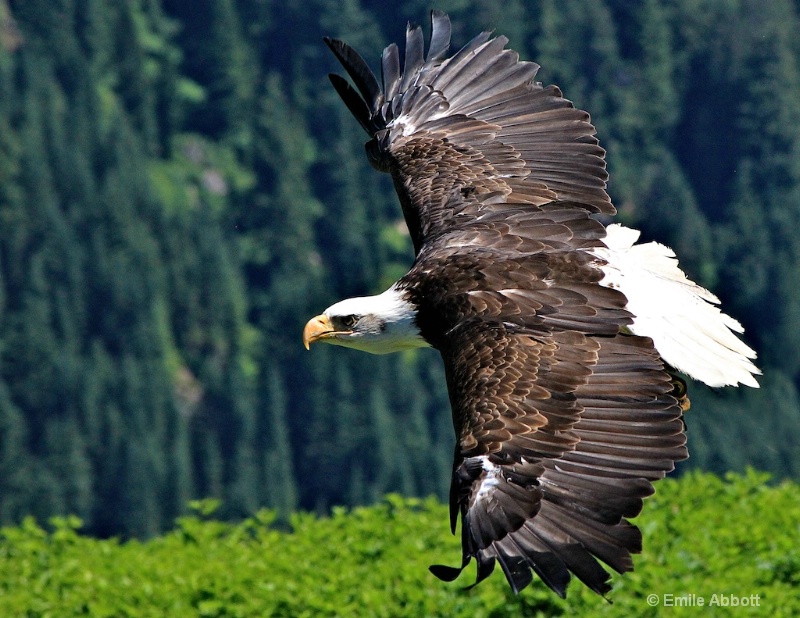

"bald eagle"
[303,11,760,597]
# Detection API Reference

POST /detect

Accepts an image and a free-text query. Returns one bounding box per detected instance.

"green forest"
[0,0,799,542]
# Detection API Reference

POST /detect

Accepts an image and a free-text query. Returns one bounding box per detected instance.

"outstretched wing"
[434,326,686,596]
[325,10,612,254]
[400,204,688,596]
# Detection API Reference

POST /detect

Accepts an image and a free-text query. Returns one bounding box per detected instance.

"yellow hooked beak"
[303,314,339,350]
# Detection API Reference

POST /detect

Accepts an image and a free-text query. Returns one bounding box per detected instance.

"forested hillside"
[0,0,799,537]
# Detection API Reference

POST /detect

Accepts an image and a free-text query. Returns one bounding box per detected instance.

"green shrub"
[0,471,796,617]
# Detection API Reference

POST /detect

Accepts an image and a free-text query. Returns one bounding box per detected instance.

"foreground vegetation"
[0,471,797,617]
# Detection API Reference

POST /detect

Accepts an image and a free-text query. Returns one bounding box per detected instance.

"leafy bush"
[0,471,797,617]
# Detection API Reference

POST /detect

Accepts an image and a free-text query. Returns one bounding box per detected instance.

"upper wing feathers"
[427,32,496,93]
[325,11,613,254]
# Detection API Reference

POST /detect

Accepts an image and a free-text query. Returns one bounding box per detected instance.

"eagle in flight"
[303,11,760,597]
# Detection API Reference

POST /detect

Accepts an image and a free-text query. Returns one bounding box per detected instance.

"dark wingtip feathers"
[428,10,452,61]
[324,10,452,120]
[324,37,381,113]
[429,563,464,582]
[381,43,401,101]
[327,73,373,135]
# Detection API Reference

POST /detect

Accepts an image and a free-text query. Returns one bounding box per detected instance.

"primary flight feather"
[303,10,760,597]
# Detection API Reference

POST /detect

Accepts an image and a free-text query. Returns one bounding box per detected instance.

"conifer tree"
[259,365,297,517]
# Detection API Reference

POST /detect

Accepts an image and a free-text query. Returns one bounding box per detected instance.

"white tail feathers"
[593,224,761,388]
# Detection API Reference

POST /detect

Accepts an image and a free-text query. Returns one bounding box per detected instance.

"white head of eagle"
[303,10,760,599]
[303,287,427,354]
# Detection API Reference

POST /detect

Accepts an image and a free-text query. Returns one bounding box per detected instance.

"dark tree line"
[0,0,798,536]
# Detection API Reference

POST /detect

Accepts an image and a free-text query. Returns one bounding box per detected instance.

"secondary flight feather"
[303,10,760,597]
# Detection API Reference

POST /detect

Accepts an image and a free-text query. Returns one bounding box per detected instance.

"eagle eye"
[340,315,358,329]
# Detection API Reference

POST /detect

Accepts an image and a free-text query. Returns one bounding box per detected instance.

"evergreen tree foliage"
[0,0,798,536]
